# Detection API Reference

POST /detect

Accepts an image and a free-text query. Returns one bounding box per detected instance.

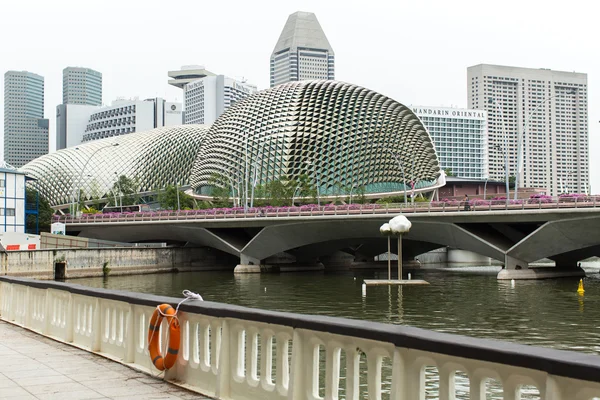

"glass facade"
[413,106,488,179]
[63,67,102,106]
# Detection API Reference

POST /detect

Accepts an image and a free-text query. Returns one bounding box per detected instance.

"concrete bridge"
[61,201,600,279]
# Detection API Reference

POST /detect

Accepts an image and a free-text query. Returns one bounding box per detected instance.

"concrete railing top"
[55,196,600,225]
[2,275,600,385]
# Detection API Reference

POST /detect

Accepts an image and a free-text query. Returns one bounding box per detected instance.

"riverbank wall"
[0,247,235,280]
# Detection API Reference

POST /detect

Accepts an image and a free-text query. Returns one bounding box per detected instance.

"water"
[74,264,600,398]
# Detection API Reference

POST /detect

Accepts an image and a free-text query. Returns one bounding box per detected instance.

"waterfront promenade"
[0,321,211,400]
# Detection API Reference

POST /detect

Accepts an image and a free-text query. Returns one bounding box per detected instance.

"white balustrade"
[1,277,600,400]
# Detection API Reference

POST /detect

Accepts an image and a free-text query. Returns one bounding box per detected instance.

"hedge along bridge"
[1,276,600,399]
[60,198,600,279]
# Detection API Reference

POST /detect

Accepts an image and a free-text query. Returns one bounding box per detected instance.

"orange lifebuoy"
[148,304,180,370]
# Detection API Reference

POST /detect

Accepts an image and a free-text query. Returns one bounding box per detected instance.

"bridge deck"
[0,321,212,399]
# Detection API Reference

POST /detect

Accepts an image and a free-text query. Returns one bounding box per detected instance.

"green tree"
[158,185,195,210]
[108,175,140,206]
[509,175,516,189]
[25,188,54,233]
[443,168,455,177]
[208,173,232,208]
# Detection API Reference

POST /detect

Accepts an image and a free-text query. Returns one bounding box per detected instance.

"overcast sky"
[1,0,597,190]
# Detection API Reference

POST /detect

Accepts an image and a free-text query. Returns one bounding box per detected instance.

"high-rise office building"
[4,71,49,167]
[412,106,488,179]
[467,64,588,196]
[63,67,102,106]
[270,11,334,87]
[184,75,257,125]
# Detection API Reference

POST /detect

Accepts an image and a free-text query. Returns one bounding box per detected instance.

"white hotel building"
[468,64,588,196]
[57,98,182,148]
[413,106,488,179]
[184,75,257,125]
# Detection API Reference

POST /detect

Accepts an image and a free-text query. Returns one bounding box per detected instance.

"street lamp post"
[493,144,509,201]
[483,176,489,200]
[378,147,407,207]
[305,161,320,206]
[114,172,123,212]
[74,142,119,216]
[291,183,303,206]
[489,98,509,204]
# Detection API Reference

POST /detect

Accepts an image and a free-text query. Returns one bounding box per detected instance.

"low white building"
[412,106,488,179]
[82,98,182,143]
[184,75,257,125]
[56,98,182,149]
[0,167,28,233]
[56,104,100,150]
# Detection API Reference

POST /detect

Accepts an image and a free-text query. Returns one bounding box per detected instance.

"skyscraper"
[63,67,102,106]
[4,71,49,167]
[270,11,334,87]
[467,64,588,196]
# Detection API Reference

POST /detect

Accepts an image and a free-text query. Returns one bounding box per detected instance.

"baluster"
[65,292,74,343]
[213,323,222,370]
[468,374,485,400]
[261,334,272,387]
[216,320,232,399]
[288,330,308,399]
[91,298,102,352]
[393,349,421,400]
[246,331,258,381]
[367,352,382,400]
[438,367,455,400]
[541,376,566,400]
[275,335,289,393]
[346,347,360,400]
[325,346,341,400]
[124,304,135,363]
[502,381,520,400]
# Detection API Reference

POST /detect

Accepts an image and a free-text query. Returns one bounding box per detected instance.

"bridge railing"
[54,195,600,224]
[1,276,600,400]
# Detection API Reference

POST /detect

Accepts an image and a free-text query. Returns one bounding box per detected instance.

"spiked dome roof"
[190,80,441,197]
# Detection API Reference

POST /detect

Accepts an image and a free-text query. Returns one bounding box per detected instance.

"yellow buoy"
[577,279,585,295]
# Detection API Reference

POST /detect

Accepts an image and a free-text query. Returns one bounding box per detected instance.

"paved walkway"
[0,321,212,400]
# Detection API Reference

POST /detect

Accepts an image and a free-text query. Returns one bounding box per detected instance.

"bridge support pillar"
[504,255,529,271]
[498,255,586,280]
[234,254,277,274]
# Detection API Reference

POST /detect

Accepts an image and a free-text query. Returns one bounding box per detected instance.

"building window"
[0,179,4,187]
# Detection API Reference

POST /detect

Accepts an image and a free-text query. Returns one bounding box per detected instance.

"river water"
[74,263,600,398]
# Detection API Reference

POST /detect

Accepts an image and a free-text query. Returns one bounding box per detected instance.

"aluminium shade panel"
[21,125,210,207]
[190,80,440,196]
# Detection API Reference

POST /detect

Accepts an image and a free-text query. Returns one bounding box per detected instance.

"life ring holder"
[148,304,181,371]
[147,291,203,371]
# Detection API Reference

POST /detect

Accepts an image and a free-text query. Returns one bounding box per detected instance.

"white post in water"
[380,223,392,280]
[389,215,412,280]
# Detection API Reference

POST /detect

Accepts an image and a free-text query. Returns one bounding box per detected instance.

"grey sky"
[1,0,597,190]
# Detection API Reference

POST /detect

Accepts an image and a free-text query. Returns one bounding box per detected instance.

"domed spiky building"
[190,80,441,197]
[21,80,442,207]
